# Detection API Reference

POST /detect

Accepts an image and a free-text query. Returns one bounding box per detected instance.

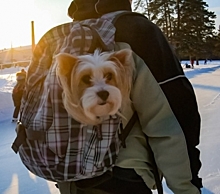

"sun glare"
[0,0,34,49]
[0,0,57,50]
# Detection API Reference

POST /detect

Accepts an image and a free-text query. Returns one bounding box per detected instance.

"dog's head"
[56,49,134,125]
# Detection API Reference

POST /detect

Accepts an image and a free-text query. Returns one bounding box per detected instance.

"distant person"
[204,59,207,65]
[190,58,195,68]
[12,69,26,122]
[19,69,26,77]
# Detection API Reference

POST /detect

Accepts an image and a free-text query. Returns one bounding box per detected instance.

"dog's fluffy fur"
[55,49,134,125]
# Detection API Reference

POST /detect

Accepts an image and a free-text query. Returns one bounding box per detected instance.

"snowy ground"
[0,61,220,194]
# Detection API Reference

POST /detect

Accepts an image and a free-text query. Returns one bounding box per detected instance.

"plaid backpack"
[11,11,133,183]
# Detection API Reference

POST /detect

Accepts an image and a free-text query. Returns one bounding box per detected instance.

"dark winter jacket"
[68,0,202,189]
[116,15,202,189]
[12,81,25,107]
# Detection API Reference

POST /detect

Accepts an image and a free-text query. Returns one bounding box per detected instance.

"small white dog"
[56,49,134,125]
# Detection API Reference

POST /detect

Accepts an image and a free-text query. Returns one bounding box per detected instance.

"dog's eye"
[82,75,91,84]
[105,73,113,81]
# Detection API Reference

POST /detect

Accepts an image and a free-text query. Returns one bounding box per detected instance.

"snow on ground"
[0,61,220,194]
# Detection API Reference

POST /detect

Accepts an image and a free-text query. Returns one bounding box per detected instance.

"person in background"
[190,58,195,68]
[64,0,202,193]
[12,69,26,122]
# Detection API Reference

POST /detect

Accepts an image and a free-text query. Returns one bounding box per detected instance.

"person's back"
[13,1,201,193]
[12,18,199,194]
[68,0,202,190]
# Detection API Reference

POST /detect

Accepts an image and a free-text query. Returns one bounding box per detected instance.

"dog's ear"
[111,49,132,66]
[55,53,78,75]
[110,49,134,104]
[110,49,134,78]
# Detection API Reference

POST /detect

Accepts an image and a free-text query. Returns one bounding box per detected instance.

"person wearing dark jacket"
[66,0,202,192]
[12,69,26,122]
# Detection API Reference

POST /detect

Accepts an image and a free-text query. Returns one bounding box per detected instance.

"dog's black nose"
[97,91,109,101]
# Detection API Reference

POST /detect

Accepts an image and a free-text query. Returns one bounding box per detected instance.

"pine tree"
[177,0,216,62]
[132,0,217,59]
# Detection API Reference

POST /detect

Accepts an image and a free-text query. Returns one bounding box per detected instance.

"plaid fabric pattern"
[19,12,124,182]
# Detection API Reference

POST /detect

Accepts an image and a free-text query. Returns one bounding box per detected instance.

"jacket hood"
[68,0,131,20]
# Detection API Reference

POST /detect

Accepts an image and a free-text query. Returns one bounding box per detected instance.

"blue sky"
[207,0,220,29]
[0,0,219,50]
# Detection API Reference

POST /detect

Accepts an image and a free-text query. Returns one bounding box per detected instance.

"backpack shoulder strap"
[120,112,138,148]
[80,24,109,53]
